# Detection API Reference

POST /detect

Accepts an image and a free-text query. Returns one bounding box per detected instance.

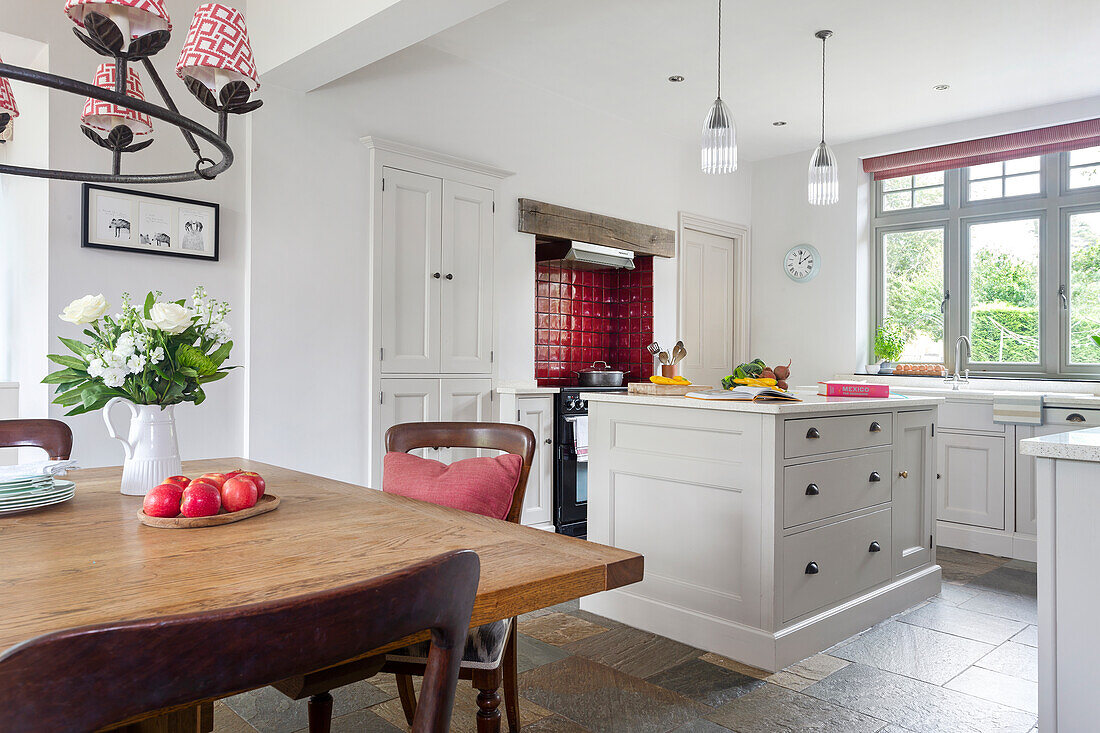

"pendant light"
[701,0,736,174]
[808,29,839,205]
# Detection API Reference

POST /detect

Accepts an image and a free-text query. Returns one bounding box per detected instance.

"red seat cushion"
[383,452,524,520]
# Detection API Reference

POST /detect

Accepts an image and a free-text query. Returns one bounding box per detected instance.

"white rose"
[59,294,109,324]
[143,303,194,335]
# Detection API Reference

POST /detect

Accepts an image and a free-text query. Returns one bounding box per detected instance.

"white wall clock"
[783,244,820,282]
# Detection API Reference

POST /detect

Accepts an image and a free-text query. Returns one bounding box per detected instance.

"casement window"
[866,121,1100,377]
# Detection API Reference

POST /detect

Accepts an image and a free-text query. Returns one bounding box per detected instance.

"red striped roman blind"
[862,118,1100,180]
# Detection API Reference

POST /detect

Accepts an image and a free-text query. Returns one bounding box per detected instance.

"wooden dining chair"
[0,550,481,733]
[0,419,73,459]
[302,422,536,733]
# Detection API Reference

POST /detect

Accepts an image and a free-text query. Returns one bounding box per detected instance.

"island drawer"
[783,450,892,528]
[784,413,893,458]
[781,508,893,622]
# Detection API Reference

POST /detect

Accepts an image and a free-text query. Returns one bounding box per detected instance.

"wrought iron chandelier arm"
[0,61,232,184]
[139,58,204,160]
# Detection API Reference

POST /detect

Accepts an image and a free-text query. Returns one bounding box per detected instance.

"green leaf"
[143,385,157,402]
[192,386,206,406]
[152,364,185,386]
[197,371,229,384]
[176,344,217,375]
[81,384,106,410]
[58,337,92,357]
[177,366,199,378]
[144,291,155,319]
[208,340,233,367]
[47,354,87,370]
[53,386,87,407]
[42,368,84,384]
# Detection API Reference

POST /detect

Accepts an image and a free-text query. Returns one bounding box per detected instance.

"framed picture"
[82,184,219,261]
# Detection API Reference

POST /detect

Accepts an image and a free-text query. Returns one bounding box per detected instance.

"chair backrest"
[0,550,480,733]
[386,422,537,525]
[0,419,73,460]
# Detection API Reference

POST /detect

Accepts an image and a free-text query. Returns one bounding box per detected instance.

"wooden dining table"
[0,458,644,732]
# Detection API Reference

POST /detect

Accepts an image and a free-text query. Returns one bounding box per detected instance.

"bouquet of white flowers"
[44,287,236,415]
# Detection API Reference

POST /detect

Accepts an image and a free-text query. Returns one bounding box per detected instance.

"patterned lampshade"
[64,0,172,37]
[0,56,19,119]
[176,4,259,92]
[81,63,153,136]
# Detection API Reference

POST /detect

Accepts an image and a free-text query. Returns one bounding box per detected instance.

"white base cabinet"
[498,391,555,530]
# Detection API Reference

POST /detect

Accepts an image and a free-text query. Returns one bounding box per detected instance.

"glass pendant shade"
[702,97,737,174]
[807,141,839,205]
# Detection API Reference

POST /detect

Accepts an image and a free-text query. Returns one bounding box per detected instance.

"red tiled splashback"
[536,257,654,387]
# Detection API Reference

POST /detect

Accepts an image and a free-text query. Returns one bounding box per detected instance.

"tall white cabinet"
[364,138,513,486]
[497,389,556,530]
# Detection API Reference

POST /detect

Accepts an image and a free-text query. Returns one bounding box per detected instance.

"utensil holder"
[661,364,680,379]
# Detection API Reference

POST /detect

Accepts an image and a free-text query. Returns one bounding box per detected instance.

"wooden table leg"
[307,692,333,733]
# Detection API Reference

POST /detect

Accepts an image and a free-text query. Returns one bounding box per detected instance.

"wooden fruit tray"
[628,383,710,396]
[138,494,280,529]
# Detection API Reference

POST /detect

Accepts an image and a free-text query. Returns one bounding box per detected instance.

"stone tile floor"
[218,547,1038,732]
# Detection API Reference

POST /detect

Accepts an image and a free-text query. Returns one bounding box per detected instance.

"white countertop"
[841,375,1100,408]
[1020,426,1100,461]
[495,384,560,395]
[583,388,943,415]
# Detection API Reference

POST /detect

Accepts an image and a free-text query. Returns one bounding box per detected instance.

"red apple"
[197,472,228,490]
[221,475,259,512]
[143,483,184,518]
[234,471,266,499]
[180,483,221,518]
[163,475,190,489]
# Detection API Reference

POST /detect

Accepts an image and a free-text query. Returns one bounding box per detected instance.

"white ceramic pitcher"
[103,398,182,496]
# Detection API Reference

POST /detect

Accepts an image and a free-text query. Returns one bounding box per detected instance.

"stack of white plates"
[0,475,76,515]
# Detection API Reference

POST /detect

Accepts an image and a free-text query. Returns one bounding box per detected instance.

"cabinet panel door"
[936,431,1006,529]
[894,410,934,576]
[381,168,442,374]
[439,379,493,461]
[516,396,554,527]
[441,181,494,374]
[1015,424,1075,535]
[379,379,440,465]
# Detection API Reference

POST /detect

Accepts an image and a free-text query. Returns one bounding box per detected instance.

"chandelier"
[0,1,262,184]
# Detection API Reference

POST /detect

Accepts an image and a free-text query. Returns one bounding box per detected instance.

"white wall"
[247,42,752,483]
[2,1,250,467]
[750,95,1100,385]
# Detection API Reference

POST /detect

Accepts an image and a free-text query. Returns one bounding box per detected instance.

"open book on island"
[685,387,802,402]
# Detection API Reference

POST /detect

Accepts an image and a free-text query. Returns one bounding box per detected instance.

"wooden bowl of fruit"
[138,470,279,528]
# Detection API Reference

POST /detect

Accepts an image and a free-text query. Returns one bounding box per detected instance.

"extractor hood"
[535,240,636,270]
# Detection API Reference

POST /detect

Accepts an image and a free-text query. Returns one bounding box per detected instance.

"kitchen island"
[580,390,944,671]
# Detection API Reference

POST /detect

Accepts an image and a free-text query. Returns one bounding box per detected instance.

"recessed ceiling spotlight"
[933,83,950,91]
[773,121,787,126]
[668,75,685,83]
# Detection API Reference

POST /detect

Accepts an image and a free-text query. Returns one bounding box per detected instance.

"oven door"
[554,443,588,537]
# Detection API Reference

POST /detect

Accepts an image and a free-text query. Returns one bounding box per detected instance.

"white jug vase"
[103,397,182,496]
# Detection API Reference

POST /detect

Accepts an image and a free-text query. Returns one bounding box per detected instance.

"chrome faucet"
[946,335,971,390]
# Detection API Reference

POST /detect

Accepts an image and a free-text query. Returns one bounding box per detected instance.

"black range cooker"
[553,385,627,537]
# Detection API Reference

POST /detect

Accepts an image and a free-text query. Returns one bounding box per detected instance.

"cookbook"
[686,387,801,402]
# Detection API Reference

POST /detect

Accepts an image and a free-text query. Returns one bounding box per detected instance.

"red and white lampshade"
[64,0,172,39]
[0,56,19,120]
[81,63,153,136]
[176,4,259,93]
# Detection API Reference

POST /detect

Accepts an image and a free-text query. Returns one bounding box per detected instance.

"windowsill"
[842,373,1100,398]
[854,372,1100,384]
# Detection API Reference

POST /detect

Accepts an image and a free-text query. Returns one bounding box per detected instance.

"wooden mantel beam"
[518,199,675,258]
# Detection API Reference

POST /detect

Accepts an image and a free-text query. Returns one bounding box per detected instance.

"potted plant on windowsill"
[873,322,907,375]
[43,287,236,496]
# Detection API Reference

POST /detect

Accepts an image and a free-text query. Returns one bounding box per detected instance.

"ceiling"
[424,0,1100,161]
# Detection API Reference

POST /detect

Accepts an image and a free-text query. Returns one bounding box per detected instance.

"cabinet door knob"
[805,562,820,575]
[1067,413,1086,422]
[869,421,882,433]
[805,483,820,496]
[868,541,882,553]
[545,438,552,444]
[898,470,909,479]
[806,427,821,440]
[446,273,454,280]
[432,272,441,279]
[868,471,881,483]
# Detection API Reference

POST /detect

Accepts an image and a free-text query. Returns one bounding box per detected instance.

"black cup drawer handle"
[1067,413,1086,422]
[805,483,820,496]
[869,421,882,433]
[869,471,881,482]
[868,541,882,553]
[806,427,821,440]
[805,562,820,575]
